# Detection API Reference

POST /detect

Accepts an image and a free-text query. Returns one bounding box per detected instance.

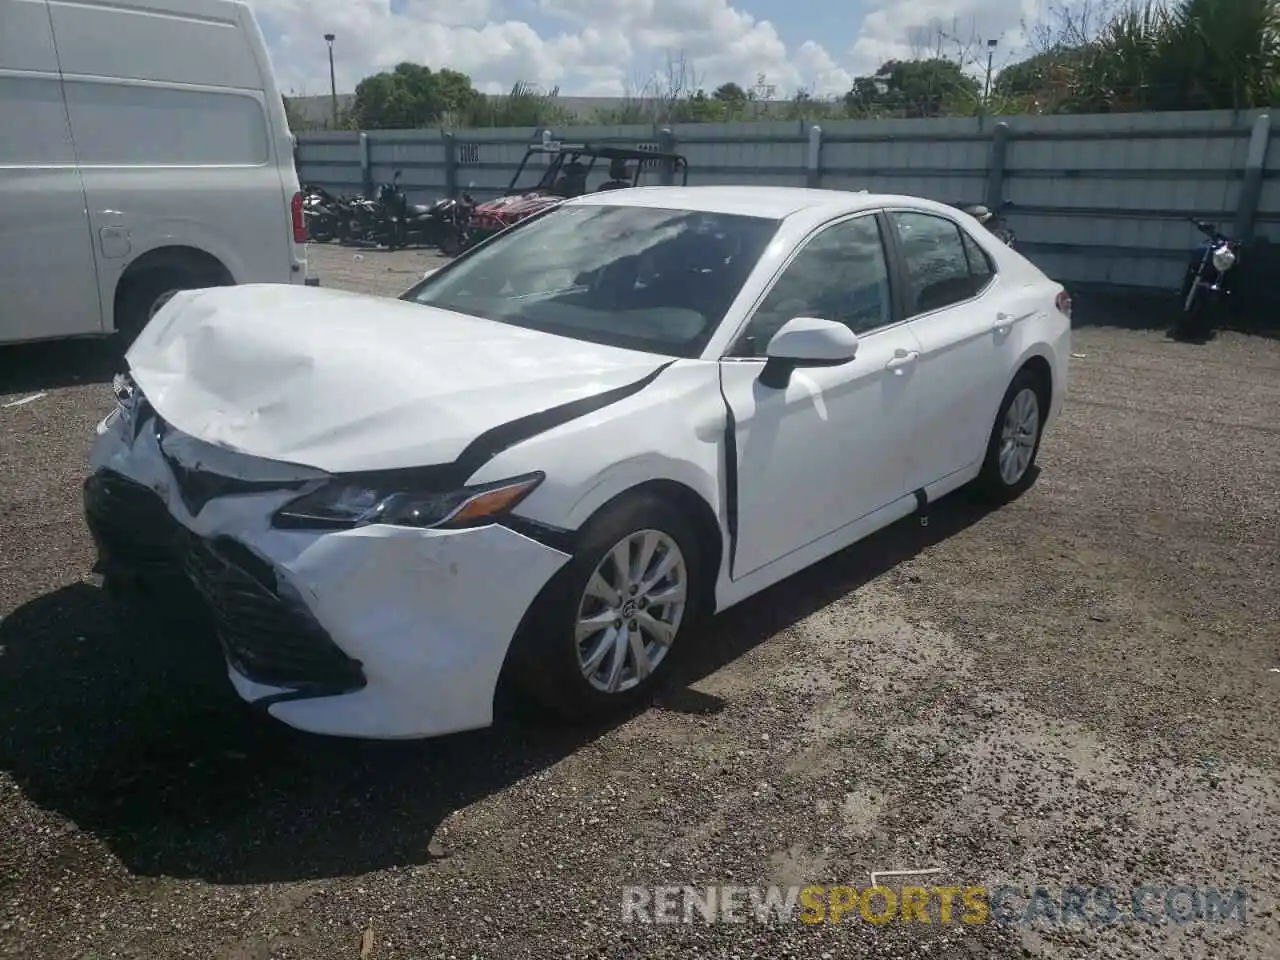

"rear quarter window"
[63,81,269,166]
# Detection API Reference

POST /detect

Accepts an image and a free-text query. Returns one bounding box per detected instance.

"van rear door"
[0,0,103,343]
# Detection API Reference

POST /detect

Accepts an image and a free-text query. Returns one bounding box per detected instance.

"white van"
[0,0,309,346]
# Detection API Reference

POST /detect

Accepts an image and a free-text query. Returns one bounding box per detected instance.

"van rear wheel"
[115,266,222,347]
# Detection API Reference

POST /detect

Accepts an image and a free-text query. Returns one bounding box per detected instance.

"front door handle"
[885,350,919,372]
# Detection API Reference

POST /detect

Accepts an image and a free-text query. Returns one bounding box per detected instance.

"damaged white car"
[85,186,1071,740]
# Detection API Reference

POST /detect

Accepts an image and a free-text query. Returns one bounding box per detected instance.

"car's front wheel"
[974,368,1046,503]
[509,492,706,722]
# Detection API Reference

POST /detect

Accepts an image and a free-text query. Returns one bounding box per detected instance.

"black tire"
[115,265,220,346]
[1171,295,1211,343]
[439,227,462,258]
[973,368,1048,504]
[506,492,708,723]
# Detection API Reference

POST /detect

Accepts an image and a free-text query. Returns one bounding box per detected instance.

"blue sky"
[250,0,1039,99]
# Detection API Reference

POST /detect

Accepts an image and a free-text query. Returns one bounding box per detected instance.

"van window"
[0,77,76,164]
[62,81,269,166]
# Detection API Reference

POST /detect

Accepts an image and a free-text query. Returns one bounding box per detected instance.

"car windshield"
[402,204,781,357]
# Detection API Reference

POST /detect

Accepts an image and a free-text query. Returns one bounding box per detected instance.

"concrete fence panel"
[295,108,1278,293]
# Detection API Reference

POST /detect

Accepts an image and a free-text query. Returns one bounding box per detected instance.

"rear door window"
[890,211,997,317]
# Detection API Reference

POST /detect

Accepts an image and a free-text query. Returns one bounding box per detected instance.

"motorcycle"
[341,194,383,246]
[301,185,346,242]
[1173,217,1242,342]
[954,201,1016,247]
[437,188,476,257]
[377,171,477,253]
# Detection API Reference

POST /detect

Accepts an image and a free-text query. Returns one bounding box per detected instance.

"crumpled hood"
[125,284,667,474]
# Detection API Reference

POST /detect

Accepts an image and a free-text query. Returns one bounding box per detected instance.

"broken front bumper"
[85,409,570,739]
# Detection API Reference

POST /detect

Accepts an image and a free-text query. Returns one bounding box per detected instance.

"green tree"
[351,63,482,129]
[844,58,981,118]
[712,81,749,104]
[998,0,1280,114]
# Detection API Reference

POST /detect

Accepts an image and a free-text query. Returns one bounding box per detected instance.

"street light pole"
[324,33,337,128]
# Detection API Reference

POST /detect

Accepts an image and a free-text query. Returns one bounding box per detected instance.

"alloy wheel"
[998,387,1040,485]
[575,529,687,694]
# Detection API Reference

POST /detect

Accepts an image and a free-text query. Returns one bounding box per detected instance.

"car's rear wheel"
[974,369,1046,503]
[508,493,706,722]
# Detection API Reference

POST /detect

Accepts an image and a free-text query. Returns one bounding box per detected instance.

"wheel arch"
[110,245,235,334]
[1017,352,1053,414]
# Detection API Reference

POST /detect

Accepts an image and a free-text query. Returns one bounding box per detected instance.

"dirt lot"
[1,243,1277,960]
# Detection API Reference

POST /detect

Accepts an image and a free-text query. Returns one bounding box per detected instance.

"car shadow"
[0,337,123,395]
[0,490,995,885]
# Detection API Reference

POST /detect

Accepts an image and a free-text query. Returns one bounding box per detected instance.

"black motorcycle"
[301,185,345,242]
[377,171,477,253]
[341,194,383,246]
[953,201,1016,247]
[436,190,476,256]
[1174,218,1242,342]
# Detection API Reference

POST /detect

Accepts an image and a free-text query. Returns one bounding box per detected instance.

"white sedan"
[85,186,1071,739]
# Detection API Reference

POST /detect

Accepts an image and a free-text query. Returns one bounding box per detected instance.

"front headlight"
[1212,247,1237,272]
[271,471,544,531]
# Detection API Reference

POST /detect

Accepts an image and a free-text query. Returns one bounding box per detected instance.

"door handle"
[885,350,919,372]
[993,310,1034,335]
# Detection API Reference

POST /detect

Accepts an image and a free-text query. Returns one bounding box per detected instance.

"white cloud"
[849,0,1044,78]
[249,0,1044,100]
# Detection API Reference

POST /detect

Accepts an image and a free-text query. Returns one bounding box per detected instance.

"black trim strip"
[250,684,364,711]
[876,209,910,327]
[717,371,740,580]
[451,361,676,481]
[499,515,578,555]
[270,361,677,529]
[914,488,928,512]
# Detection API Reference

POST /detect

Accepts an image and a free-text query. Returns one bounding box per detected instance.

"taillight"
[291,191,307,244]
[1055,289,1072,319]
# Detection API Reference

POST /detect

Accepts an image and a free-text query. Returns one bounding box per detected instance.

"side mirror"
[759,317,858,389]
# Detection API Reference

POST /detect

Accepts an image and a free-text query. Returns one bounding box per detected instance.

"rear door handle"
[885,350,919,372]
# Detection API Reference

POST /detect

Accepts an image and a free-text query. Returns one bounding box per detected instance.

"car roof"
[564,185,956,221]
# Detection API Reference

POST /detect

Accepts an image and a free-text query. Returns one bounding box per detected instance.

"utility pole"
[983,38,998,103]
[324,33,337,128]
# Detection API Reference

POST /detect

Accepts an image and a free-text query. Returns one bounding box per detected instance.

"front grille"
[84,469,365,693]
[84,471,183,576]
[181,532,365,691]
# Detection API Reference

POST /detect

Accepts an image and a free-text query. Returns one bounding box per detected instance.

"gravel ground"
[1,243,1278,960]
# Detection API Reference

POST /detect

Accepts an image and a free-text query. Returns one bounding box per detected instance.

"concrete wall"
[295,110,1277,291]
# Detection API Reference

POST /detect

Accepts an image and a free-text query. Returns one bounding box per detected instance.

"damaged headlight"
[272,471,544,531]
[97,373,139,436]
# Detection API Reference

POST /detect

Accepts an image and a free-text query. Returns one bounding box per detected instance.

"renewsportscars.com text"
[621,884,1250,926]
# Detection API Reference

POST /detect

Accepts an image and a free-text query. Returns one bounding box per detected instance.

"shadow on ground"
[1070,284,1280,340]
[0,490,994,885]
[0,338,123,395]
